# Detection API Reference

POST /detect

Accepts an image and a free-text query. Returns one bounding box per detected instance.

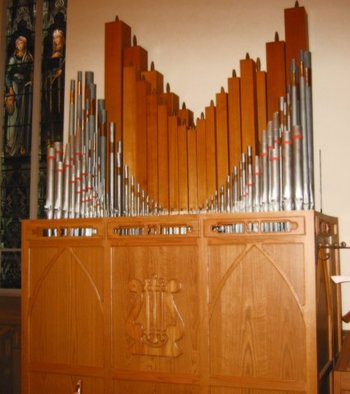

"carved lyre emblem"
[126,274,184,357]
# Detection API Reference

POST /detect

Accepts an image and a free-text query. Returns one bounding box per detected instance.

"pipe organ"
[44,1,315,220]
[22,2,342,394]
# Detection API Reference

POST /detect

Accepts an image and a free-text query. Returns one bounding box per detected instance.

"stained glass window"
[0,0,67,288]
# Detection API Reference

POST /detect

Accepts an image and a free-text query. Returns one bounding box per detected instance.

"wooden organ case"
[21,3,342,394]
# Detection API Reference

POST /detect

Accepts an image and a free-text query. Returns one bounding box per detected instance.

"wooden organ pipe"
[104,17,131,143]
[204,102,217,200]
[123,35,149,192]
[135,78,149,190]
[239,53,259,158]
[196,115,207,209]
[123,65,138,185]
[266,32,286,121]
[177,122,189,212]
[284,1,309,80]
[146,92,159,203]
[157,104,169,210]
[215,87,230,192]
[256,58,268,142]
[227,70,242,172]
[168,115,179,212]
[187,127,198,212]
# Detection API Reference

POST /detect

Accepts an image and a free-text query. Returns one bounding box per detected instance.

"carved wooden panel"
[27,245,105,366]
[208,242,306,388]
[23,238,107,393]
[111,242,200,378]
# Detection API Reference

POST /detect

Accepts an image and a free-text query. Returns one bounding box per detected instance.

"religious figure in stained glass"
[4,30,34,156]
[42,11,66,145]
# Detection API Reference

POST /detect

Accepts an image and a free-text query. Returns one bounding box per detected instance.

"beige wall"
[66,0,350,322]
